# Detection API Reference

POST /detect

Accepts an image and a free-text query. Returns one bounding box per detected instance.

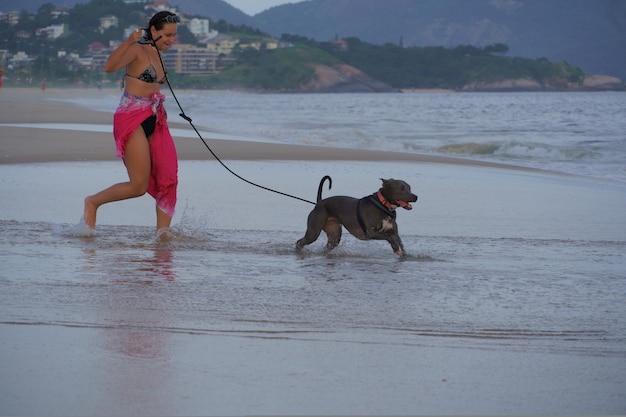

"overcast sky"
[224,0,305,16]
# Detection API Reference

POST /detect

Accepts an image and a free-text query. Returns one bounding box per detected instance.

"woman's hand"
[129,28,145,43]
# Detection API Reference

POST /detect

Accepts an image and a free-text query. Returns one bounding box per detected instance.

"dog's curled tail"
[317,175,332,202]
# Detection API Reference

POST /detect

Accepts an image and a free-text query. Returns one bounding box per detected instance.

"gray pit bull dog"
[296,176,418,256]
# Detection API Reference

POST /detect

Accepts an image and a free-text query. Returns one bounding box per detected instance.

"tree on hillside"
[484,43,509,55]
[35,3,56,27]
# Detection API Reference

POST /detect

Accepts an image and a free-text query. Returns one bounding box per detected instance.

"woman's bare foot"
[83,197,98,229]
[156,227,174,241]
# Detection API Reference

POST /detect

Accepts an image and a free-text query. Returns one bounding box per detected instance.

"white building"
[145,2,177,14]
[187,18,210,38]
[0,11,20,25]
[36,24,66,40]
[99,15,119,33]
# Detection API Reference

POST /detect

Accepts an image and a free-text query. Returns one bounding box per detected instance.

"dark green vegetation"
[170,33,584,91]
[7,0,626,81]
[251,0,626,81]
[165,46,330,91]
[206,45,340,90]
[0,0,589,90]
[280,36,584,90]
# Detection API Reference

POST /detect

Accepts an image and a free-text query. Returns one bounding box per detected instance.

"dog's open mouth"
[396,200,413,210]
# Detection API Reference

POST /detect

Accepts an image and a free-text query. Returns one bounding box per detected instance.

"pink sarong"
[113,92,178,217]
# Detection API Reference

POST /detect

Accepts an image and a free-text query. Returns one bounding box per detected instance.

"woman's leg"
[83,127,151,228]
[156,206,172,231]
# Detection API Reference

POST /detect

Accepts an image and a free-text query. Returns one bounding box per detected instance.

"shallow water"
[58,90,626,183]
[1,160,625,415]
[2,218,625,358]
[1,219,624,346]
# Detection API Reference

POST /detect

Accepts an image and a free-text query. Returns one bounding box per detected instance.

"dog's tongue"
[397,200,413,210]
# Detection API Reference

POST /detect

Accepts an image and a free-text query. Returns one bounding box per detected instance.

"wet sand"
[1,87,625,416]
[0,87,538,171]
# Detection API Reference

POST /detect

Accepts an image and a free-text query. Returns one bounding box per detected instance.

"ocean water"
[2,92,626,415]
[58,90,626,183]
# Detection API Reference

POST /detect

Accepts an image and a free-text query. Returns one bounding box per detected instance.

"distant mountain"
[253,0,626,80]
[6,0,625,80]
[3,0,83,11]
[163,0,256,26]
[3,0,255,24]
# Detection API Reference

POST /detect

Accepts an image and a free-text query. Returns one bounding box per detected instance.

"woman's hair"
[146,11,178,38]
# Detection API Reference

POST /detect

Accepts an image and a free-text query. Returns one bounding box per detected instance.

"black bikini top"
[126,47,165,84]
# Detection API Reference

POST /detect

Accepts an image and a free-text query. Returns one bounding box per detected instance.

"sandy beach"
[1,87,625,416]
[1,87,541,169]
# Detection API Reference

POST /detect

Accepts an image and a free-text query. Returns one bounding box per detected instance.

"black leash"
[150,37,316,205]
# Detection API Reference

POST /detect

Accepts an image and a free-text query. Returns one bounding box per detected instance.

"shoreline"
[2,88,626,417]
[0,87,545,173]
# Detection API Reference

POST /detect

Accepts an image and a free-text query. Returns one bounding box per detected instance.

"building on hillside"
[199,30,220,43]
[99,15,119,33]
[162,44,236,75]
[9,51,37,70]
[239,40,279,51]
[187,18,210,38]
[87,42,112,72]
[65,53,93,71]
[0,11,20,25]
[145,1,177,14]
[51,8,70,19]
[36,24,67,40]
[15,30,31,40]
[329,39,349,51]
[205,34,239,55]
[1,49,9,68]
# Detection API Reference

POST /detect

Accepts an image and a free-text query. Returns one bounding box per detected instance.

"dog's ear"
[380,178,392,186]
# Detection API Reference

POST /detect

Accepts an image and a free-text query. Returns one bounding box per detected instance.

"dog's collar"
[357,192,397,236]
[375,190,396,212]
[368,193,397,219]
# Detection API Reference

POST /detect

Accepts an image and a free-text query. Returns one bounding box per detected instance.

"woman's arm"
[104,31,143,73]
